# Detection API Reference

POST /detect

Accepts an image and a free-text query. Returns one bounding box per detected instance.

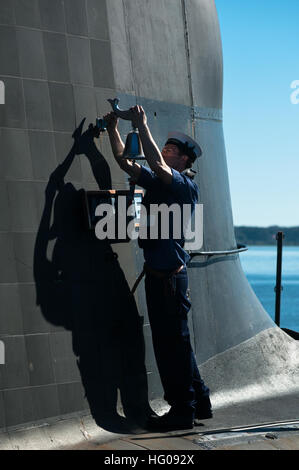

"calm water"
[239,246,299,332]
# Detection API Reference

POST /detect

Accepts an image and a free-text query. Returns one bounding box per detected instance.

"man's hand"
[130,105,147,129]
[103,111,119,134]
[129,105,172,184]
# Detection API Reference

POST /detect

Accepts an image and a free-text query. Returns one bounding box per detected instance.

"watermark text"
[290,80,299,104]
[0,80,5,104]
[0,340,5,365]
[94,196,203,250]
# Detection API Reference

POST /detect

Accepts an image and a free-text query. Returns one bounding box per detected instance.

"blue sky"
[215,0,299,227]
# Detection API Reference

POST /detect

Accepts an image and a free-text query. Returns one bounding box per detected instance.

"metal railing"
[188,243,248,260]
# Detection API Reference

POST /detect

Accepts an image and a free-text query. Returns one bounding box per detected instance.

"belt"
[131,263,185,295]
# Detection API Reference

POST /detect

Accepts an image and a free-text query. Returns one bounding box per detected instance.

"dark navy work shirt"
[136,165,199,270]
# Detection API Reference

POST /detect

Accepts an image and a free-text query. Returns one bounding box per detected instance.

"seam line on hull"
[181,0,195,133]
[122,0,137,105]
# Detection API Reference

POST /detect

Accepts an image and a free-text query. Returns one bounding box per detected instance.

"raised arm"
[104,112,142,181]
[130,105,172,185]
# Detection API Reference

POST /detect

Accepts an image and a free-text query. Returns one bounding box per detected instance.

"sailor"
[104,106,212,431]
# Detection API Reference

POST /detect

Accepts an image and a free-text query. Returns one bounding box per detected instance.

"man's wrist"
[108,127,119,137]
[137,122,148,134]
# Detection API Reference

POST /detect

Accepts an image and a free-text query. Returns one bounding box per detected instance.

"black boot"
[194,396,213,420]
[146,406,194,432]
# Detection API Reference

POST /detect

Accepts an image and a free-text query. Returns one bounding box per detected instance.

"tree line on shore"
[234,226,299,246]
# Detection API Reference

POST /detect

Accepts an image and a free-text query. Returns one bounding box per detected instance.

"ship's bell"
[122,128,145,160]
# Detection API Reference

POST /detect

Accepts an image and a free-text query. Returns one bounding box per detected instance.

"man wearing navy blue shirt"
[104,106,211,431]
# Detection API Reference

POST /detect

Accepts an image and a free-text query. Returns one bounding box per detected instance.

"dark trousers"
[145,266,209,413]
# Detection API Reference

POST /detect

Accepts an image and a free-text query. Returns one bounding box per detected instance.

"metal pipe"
[189,244,248,259]
[275,232,284,326]
[198,418,299,436]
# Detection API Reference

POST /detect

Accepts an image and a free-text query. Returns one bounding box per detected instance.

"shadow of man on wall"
[34,119,153,433]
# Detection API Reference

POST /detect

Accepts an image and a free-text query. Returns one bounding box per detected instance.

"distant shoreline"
[234,226,299,246]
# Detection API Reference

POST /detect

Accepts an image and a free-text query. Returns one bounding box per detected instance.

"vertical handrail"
[275,231,284,326]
